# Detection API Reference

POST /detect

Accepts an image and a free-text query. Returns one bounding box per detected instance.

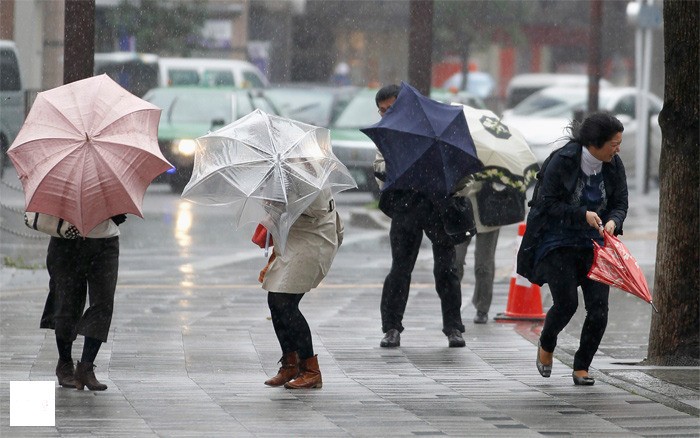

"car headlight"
[174,139,197,156]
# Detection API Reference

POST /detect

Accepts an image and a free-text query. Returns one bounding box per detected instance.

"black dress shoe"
[473,311,488,324]
[572,372,595,386]
[380,329,400,348]
[536,341,552,377]
[446,329,466,348]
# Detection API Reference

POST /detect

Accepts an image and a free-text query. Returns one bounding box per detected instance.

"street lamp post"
[587,0,603,114]
[627,0,662,194]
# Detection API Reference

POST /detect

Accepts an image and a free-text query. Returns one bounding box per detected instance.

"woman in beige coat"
[261,187,343,389]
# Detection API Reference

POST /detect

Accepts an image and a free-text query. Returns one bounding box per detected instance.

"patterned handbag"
[23,212,82,239]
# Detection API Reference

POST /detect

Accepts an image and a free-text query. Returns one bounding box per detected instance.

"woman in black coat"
[518,112,628,385]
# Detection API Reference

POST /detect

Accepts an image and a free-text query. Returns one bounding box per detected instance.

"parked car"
[329,88,380,196]
[504,73,613,109]
[142,86,280,192]
[265,84,359,128]
[330,87,487,197]
[439,71,496,100]
[158,57,269,89]
[0,39,25,176]
[431,88,487,110]
[94,52,159,97]
[500,85,663,178]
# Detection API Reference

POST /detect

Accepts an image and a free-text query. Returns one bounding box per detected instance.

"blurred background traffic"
[0,0,664,196]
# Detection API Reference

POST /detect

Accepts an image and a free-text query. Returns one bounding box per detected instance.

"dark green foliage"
[106,0,208,56]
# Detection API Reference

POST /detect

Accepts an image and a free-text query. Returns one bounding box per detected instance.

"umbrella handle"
[650,301,659,313]
[264,232,271,257]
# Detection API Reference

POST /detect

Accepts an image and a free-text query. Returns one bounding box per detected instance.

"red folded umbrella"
[588,231,658,312]
[252,223,273,248]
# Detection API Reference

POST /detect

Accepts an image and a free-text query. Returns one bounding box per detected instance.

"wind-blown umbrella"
[181,109,356,254]
[360,82,483,200]
[453,104,539,190]
[588,231,658,312]
[7,74,172,235]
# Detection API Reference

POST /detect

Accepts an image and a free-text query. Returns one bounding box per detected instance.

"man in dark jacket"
[372,84,467,348]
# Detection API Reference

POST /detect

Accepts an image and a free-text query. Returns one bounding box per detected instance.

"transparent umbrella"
[181,109,356,254]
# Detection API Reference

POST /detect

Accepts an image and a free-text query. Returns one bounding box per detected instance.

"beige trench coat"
[262,189,344,294]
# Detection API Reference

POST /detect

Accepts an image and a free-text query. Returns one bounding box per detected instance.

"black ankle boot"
[56,359,77,388]
[74,361,107,391]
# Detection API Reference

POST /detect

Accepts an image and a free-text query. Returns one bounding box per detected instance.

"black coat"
[378,189,474,245]
[516,141,629,285]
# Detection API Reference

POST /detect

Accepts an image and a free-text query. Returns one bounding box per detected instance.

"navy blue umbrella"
[360,82,483,200]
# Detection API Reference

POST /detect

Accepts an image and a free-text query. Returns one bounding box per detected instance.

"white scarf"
[581,146,603,176]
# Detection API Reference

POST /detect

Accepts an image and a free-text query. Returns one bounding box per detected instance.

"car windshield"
[266,89,336,127]
[168,92,232,124]
[332,92,380,129]
[250,93,277,115]
[511,89,615,118]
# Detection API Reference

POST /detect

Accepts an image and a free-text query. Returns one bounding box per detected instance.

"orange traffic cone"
[494,222,546,322]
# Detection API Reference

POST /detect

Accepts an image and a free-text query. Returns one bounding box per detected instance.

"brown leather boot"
[264,351,299,386]
[74,361,107,391]
[56,358,77,388]
[284,355,322,389]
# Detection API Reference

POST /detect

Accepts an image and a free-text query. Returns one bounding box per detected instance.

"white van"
[158,57,268,89]
[0,40,25,173]
[505,73,612,109]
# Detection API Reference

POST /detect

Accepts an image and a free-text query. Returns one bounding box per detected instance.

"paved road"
[1,174,698,437]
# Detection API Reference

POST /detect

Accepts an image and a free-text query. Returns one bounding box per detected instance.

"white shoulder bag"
[24,212,82,239]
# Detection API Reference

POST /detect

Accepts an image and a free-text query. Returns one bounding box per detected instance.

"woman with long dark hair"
[518,112,628,385]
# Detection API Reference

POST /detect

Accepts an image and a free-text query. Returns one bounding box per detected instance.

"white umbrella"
[181,109,356,254]
[453,104,539,190]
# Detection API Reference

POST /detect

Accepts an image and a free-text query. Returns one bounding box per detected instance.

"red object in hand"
[252,224,273,248]
[587,231,657,312]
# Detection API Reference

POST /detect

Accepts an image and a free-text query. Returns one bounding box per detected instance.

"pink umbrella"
[7,74,172,235]
[588,231,658,312]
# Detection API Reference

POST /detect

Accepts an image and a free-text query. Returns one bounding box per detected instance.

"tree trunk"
[408,0,434,96]
[64,0,95,85]
[646,0,699,366]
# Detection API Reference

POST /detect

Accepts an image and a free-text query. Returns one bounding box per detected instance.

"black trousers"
[41,236,119,342]
[267,292,314,360]
[380,199,464,335]
[538,247,609,371]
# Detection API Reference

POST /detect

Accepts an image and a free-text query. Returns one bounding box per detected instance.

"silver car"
[501,86,663,179]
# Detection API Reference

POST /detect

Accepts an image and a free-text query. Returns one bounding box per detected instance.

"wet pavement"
[1,170,698,436]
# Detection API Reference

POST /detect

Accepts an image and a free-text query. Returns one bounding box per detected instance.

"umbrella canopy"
[7,74,172,235]
[588,231,658,312]
[453,104,539,190]
[360,82,483,200]
[181,109,356,254]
